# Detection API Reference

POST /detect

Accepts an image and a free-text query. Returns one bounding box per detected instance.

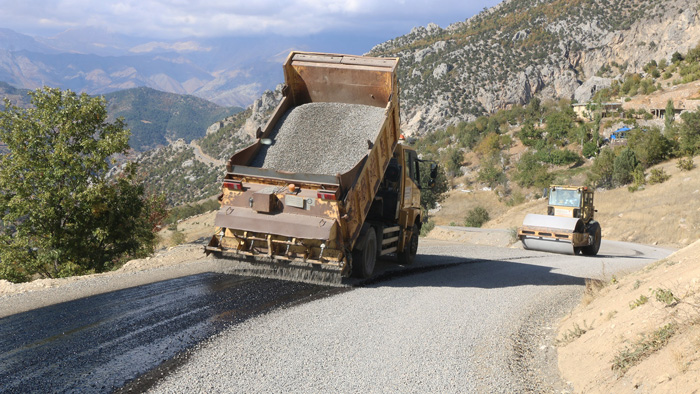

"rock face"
[369,0,700,135]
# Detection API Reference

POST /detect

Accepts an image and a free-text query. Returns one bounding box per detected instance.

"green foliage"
[612,148,639,187]
[612,323,677,375]
[513,151,553,188]
[587,147,617,188]
[445,148,464,176]
[627,127,671,168]
[677,156,695,171]
[629,294,649,310]
[678,110,700,156]
[672,51,684,63]
[517,121,543,147]
[544,111,574,146]
[477,157,507,188]
[464,206,490,228]
[0,87,165,282]
[582,141,598,158]
[665,100,675,130]
[648,168,670,184]
[419,218,435,237]
[533,148,581,166]
[557,320,593,346]
[652,288,680,306]
[419,162,449,211]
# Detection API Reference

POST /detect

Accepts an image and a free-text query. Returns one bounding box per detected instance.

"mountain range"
[129,0,700,205]
[0,82,240,152]
[0,27,381,108]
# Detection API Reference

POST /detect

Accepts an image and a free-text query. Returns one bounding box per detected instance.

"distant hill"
[104,87,242,151]
[0,81,31,107]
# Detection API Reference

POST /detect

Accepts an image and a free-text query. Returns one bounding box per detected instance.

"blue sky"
[0,0,502,40]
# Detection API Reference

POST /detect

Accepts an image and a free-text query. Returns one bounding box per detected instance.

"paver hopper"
[517,185,601,256]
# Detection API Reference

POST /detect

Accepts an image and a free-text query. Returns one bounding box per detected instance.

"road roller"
[517,185,601,255]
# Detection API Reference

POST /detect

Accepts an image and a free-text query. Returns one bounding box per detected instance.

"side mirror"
[430,163,438,179]
[429,164,438,189]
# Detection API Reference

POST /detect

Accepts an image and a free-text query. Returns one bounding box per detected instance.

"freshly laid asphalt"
[0,238,673,393]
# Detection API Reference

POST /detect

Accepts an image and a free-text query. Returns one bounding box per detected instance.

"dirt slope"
[557,239,700,393]
[478,156,700,249]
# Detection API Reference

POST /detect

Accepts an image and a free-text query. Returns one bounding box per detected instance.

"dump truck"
[205,51,435,284]
[517,185,601,255]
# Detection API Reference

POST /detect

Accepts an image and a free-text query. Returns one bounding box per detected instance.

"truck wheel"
[581,222,601,256]
[397,224,419,265]
[352,228,377,278]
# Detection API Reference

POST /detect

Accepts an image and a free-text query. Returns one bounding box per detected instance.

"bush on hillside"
[513,151,554,188]
[677,156,695,171]
[648,168,671,184]
[534,148,581,166]
[612,148,639,187]
[464,207,490,228]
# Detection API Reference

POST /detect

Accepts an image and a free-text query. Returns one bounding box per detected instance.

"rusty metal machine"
[205,52,433,284]
[517,185,601,255]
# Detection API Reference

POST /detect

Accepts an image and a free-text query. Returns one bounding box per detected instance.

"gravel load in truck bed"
[250,102,386,175]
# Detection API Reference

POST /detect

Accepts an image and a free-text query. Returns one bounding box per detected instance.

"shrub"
[534,148,581,165]
[612,323,677,375]
[513,151,553,188]
[677,156,695,171]
[464,206,490,228]
[420,219,435,237]
[648,168,670,184]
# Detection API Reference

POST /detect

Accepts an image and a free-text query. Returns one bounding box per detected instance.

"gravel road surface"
[150,239,672,393]
[0,238,672,393]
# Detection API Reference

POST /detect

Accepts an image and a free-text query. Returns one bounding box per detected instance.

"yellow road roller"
[517,185,601,255]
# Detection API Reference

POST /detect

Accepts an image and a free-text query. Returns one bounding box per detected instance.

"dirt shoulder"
[557,239,700,393]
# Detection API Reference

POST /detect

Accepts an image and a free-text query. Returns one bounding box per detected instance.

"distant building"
[572,102,622,121]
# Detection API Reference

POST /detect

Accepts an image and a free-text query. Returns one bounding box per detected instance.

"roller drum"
[519,214,584,255]
[521,237,576,255]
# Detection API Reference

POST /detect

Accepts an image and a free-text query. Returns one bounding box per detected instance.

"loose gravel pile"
[250,102,385,175]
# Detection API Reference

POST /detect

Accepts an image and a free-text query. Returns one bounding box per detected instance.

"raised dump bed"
[206,52,427,284]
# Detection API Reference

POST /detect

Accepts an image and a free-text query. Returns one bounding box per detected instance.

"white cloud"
[0,0,502,39]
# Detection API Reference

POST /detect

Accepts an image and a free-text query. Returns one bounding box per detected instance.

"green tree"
[665,100,675,130]
[544,111,574,146]
[678,110,700,156]
[419,162,449,211]
[445,148,463,177]
[477,156,507,189]
[512,151,553,188]
[517,121,542,146]
[0,87,164,282]
[587,148,616,188]
[627,126,670,168]
[612,148,639,187]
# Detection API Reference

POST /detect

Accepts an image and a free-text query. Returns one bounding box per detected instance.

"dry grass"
[438,156,700,248]
[582,278,607,306]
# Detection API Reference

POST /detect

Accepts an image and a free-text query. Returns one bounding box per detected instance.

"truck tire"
[581,222,601,256]
[352,228,377,278]
[397,224,419,266]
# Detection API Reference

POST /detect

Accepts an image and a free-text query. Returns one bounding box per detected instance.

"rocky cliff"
[369,0,700,135]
